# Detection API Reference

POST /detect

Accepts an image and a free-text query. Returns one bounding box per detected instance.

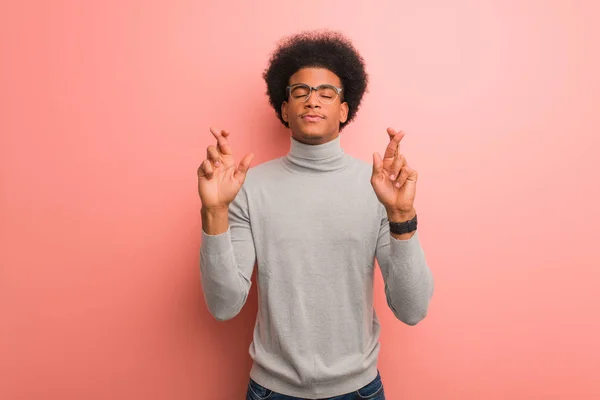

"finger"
[372,152,384,177]
[234,153,255,183]
[198,160,214,179]
[389,154,406,181]
[394,165,410,188]
[196,164,205,178]
[206,145,221,166]
[387,129,405,157]
[204,160,215,179]
[210,127,233,156]
[397,165,418,188]
[383,130,404,159]
[406,166,418,182]
[386,127,397,140]
[387,129,397,157]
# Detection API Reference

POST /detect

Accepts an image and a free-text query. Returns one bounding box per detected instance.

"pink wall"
[1,1,599,399]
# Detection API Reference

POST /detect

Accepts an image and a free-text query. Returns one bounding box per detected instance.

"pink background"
[1,1,599,399]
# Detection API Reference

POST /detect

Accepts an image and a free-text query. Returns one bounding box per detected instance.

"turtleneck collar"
[285,135,346,172]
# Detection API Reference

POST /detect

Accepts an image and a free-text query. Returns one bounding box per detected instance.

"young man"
[198,31,434,400]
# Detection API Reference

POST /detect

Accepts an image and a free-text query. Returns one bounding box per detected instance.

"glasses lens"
[290,85,310,101]
[317,85,338,104]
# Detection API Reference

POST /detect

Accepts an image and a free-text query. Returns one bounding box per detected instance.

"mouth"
[300,113,325,123]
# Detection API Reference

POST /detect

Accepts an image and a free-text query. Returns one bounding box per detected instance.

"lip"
[300,113,325,122]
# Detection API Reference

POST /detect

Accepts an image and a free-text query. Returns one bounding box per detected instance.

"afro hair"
[263,30,368,131]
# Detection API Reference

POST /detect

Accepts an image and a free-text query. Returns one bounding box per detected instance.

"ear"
[340,102,349,124]
[281,101,289,123]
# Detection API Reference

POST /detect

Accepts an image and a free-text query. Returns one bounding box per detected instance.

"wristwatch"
[389,214,418,235]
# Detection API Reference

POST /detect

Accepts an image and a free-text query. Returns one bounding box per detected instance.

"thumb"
[234,153,254,183]
[372,152,383,177]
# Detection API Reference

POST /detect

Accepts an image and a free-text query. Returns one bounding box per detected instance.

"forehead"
[289,67,342,87]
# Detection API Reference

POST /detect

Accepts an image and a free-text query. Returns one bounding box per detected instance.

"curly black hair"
[263,30,369,131]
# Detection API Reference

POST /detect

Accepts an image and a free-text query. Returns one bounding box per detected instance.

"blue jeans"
[246,370,385,400]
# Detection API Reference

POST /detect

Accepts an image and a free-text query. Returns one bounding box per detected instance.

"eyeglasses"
[286,83,343,104]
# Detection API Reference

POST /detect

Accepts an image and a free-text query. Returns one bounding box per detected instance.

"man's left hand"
[371,128,418,222]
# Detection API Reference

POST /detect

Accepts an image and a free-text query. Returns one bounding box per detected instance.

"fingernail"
[215,161,220,166]
[395,182,401,188]
[389,175,395,180]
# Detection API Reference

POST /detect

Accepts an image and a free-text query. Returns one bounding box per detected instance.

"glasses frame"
[286,83,343,104]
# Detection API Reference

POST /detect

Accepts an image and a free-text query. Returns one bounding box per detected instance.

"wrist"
[386,207,416,222]
[201,204,229,216]
[388,210,418,240]
[201,205,229,235]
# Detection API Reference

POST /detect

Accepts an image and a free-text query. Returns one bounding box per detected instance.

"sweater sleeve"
[375,206,434,325]
[199,186,257,321]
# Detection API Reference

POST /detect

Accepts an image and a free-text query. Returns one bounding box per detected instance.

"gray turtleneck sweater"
[200,136,434,399]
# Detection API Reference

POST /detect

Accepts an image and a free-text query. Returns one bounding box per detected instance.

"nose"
[305,89,321,108]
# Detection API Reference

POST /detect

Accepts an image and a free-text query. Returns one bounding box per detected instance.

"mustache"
[299,112,326,118]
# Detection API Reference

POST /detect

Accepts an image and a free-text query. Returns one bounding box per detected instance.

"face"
[281,67,349,145]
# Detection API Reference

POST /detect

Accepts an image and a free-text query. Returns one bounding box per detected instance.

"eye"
[318,86,337,98]
[290,85,310,98]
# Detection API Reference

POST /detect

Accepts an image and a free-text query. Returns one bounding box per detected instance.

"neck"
[285,135,345,172]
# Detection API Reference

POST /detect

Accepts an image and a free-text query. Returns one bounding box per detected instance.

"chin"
[299,124,325,136]
[303,129,326,136]
[289,121,338,143]
[299,130,327,140]
[293,131,337,145]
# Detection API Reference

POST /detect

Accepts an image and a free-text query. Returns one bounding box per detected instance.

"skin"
[372,128,418,239]
[280,68,348,145]
[198,68,419,240]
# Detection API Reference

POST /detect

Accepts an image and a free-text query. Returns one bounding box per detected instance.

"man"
[197,30,434,400]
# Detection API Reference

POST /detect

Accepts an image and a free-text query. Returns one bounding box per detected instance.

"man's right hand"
[197,127,254,211]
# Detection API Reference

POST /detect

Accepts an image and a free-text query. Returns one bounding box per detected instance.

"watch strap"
[389,214,418,235]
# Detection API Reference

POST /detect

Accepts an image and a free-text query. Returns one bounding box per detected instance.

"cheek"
[287,106,303,121]
[331,108,342,122]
